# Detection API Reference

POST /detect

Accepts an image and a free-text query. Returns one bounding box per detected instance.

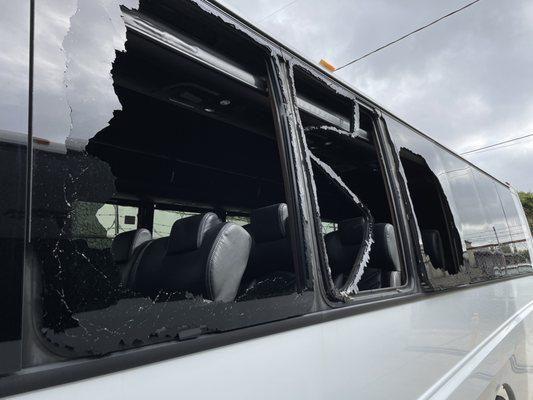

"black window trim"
[375,114,426,289]
[264,55,318,291]
[5,271,533,397]
[284,59,420,307]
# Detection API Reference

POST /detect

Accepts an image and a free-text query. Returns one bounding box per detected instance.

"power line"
[460,132,533,155]
[462,140,528,156]
[257,0,301,23]
[334,0,483,72]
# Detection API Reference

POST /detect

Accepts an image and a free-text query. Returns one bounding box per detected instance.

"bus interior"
[30,1,405,358]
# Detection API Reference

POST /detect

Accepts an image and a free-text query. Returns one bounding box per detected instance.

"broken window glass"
[290,66,403,299]
[398,147,465,286]
[29,0,313,361]
[384,115,532,288]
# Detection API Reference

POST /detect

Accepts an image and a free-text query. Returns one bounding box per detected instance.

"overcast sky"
[217,0,533,192]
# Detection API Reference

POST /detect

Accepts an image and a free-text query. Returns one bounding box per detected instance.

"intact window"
[0,1,30,373]
[496,185,532,272]
[30,1,313,360]
[385,115,533,288]
[291,67,403,298]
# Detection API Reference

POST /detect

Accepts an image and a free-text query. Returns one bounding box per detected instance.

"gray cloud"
[219,0,533,191]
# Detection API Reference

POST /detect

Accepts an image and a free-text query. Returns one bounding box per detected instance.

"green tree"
[518,191,533,233]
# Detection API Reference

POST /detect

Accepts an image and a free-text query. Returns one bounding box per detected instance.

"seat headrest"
[421,229,445,269]
[250,203,288,243]
[111,228,152,263]
[367,223,400,271]
[167,212,221,255]
[338,217,366,245]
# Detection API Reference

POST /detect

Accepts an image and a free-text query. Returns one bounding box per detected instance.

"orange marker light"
[319,59,336,72]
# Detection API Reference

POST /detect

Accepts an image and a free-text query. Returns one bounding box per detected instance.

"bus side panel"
[7,277,533,399]
[0,0,30,374]
[441,312,533,400]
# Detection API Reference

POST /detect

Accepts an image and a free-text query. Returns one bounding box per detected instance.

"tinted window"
[30,0,312,360]
[0,0,29,374]
[472,171,512,246]
[385,115,532,287]
[496,185,532,272]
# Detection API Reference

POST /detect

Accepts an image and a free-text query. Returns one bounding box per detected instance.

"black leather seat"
[325,219,401,290]
[111,228,152,288]
[132,212,252,302]
[239,203,295,298]
[325,217,367,288]
[367,223,402,288]
[421,229,446,270]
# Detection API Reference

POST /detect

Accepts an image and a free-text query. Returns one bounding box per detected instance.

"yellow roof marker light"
[319,59,336,72]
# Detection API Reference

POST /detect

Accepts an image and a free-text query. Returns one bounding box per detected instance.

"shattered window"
[30,0,313,360]
[385,115,533,288]
[291,67,403,298]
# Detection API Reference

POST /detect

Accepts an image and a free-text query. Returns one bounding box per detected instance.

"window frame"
[283,60,419,307]
[376,114,436,289]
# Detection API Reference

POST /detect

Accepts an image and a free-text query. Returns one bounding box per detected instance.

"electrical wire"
[460,132,533,155]
[462,140,529,156]
[257,0,301,23]
[335,0,483,72]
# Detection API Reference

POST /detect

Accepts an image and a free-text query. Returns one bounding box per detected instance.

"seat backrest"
[324,217,366,285]
[325,219,401,290]
[421,229,446,270]
[111,228,152,287]
[243,203,293,281]
[367,223,401,287]
[148,212,252,302]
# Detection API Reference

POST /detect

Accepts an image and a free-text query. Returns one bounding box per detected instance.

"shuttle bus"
[1,1,533,399]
